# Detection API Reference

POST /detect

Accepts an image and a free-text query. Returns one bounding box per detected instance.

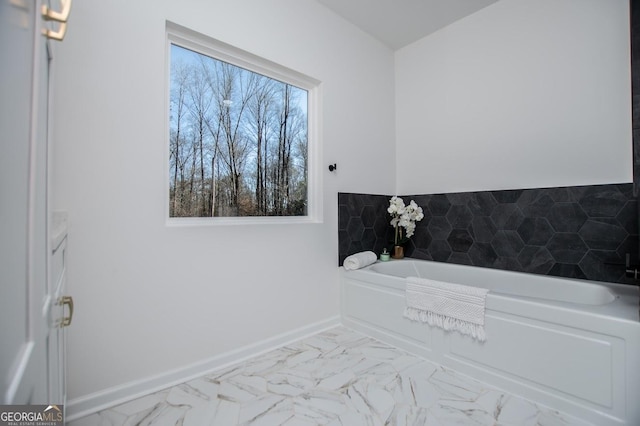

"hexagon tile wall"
[338,183,639,284]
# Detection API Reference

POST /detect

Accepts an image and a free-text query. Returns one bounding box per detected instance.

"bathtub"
[340,258,640,426]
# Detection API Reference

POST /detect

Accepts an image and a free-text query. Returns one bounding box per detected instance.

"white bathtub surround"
[342,251,377,270]
[404,276,489,341]
[68,327,590,426]
[341,259,640,426]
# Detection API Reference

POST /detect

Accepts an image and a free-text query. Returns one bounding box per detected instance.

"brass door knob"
[58,296,74,327]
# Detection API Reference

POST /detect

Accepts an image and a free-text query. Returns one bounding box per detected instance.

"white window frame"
[165,21,323,226]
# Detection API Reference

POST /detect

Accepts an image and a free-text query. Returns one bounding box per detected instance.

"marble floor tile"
[68,326,592,426]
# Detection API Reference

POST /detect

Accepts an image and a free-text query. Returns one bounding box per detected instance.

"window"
[166,23,321,223]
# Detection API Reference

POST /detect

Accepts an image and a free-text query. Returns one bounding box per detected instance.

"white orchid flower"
[388,196,424,246]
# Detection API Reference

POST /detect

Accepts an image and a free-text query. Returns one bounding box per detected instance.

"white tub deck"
[340,259,640,426]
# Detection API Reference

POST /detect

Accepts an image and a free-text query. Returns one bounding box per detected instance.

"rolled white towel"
[343,251,377,271]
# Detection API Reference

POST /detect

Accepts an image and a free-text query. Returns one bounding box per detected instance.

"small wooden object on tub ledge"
[392,245,404,259]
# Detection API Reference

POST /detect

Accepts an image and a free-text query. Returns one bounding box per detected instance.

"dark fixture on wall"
[328,163,337,172]
[626,254,640,280]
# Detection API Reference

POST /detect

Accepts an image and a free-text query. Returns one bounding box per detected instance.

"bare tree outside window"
[169,44,309,217]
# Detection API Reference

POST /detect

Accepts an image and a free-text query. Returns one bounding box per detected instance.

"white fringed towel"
[343,251,377,271]
[403,276,489,341]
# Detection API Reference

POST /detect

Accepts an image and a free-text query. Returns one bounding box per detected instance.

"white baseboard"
[66,316,341,422]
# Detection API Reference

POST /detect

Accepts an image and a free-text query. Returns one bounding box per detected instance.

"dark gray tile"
[579,218,627,250]
[411,248,433,261]
[491,230,524,258]
[448,252,472,266]
[491,203,524,230]
[548,263,588,280]
[491,189,523,203]
[428,194,451,216]
[373,215,390,239]
[446,205,474,229]
[344,193,366,217]
[467,192,497,216]
[361,205,377,228]
[493,256,524,273]
[579,250,626,283]
[517,246,555,274]
[546,203,588,232]
[338,204,350,230]
[346,217,365,242]
[578,186,627,217]
[617,235,639,260]
[448,229,473,253]
[547,233,588,263]
[470,216,497,243]
[546,187,572,202]
[468,242,497,267]
[518,192,554,217]
[615,183,635,199]
[413,223,433,250]
[361,228,377,248]
[517,217,554,246]
[337,186,638,285]
[428,216,452,240]
[616,201,639,234]
[447,192,471,205]
[347,240,364,256]
[339,230,351,257]
[430,239,452,262]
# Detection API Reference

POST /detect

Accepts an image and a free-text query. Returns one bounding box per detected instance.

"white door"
[1,0,67,405]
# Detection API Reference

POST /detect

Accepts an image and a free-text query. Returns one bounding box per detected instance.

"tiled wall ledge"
[338,183,639,284]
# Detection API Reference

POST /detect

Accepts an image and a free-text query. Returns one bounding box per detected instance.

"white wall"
[52,0,395,402]
[53,0,633,408]
[395,0,632,195]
